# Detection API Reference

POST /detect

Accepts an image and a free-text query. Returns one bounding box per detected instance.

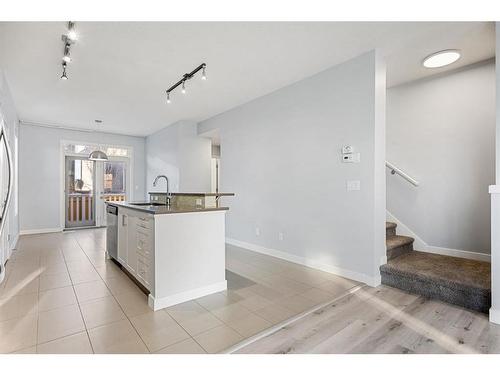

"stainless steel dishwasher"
[106,204,118,260]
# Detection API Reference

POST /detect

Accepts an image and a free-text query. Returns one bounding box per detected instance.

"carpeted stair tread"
[381,251,490,291]
[380,251,491,313]
[386,222,397,230]
[386,235,414,250]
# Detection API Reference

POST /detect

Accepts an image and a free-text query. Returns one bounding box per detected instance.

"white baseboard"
[226,238,380,287]
[148,280,227,311]
[19,227,63,236]
[490,308,500,325]
[386,211,490,263]
[0,264,5,285]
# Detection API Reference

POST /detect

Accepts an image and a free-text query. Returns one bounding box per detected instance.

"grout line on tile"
[62,236,96,354]
[73,232,151,353]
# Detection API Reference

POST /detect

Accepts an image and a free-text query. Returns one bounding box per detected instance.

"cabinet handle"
[122,215,127,226]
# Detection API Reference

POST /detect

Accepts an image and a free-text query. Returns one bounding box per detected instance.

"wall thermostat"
[342,145,354,154]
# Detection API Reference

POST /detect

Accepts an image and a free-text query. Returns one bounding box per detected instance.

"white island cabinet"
[116,205,227,310]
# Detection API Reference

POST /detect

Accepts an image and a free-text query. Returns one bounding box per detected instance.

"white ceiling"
[0,22,494,137]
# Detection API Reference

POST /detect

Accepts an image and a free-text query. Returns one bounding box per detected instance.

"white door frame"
[59,140,134,230]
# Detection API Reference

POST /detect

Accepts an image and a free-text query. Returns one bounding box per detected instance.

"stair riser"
[381,270,491,314]
[387,243,413,261]
[386,227,396,237]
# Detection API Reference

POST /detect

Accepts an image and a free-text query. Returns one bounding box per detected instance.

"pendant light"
[88,120,108,161]
[89,149,108,161]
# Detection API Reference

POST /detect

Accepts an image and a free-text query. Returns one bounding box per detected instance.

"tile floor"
[0,228,360,354]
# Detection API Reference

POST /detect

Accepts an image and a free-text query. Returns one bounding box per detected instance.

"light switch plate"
[346,180,361,191]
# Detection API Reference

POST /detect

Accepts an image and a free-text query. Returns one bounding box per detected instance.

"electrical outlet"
[255,227,260,236]
[278,232,284,241]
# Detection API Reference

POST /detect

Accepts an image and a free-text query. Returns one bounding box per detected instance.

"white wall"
[387,61,495,254]
[0,70,19,256]
[146,120,211,194]
[19,124,146,232]
[488,22,500,324]
[199,51,386,285]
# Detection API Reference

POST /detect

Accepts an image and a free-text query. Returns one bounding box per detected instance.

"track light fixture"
[60,21,77,80]
[61,63,68,80]
[165,63,206,104]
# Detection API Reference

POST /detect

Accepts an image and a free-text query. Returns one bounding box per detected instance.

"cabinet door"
[117,211,128,265]
[126,215,138,274]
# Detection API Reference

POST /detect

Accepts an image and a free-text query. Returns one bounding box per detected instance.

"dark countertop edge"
[108,201,229,215]
[148,192,235,197]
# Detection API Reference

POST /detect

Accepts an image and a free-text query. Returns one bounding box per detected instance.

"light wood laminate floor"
[237,284,500,354]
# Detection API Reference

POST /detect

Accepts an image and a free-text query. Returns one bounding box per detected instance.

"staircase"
[380,222,491,313]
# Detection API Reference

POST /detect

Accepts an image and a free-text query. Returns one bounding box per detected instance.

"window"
[104,161,126,194]
[64,143,130,158]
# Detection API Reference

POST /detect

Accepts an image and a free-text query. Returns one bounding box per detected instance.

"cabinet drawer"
[136,234,151,251]
[137,253,151,267]
[136,216,152,230]
[137,260,151,287]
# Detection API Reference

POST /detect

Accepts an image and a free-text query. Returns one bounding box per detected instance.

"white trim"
[489,185,500,194]
[226,238,379,287]
[148,280,227,311]
[0,265,5,284]
[59,139,134,229]
[490,308,500,325]
[386,210,490,262]
[20,227,63,235]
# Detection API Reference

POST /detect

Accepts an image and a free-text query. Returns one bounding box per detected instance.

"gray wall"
[19,124,146,231]
[199,51,386,285]
[146,120,211,194]
[387,61,495,254]
[0,70,19,251]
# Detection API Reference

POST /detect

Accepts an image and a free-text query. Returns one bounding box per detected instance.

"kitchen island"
[108,194,232,311]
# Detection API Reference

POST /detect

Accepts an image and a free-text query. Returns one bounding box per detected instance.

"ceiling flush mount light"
[60,21,78,79]
[422,50,461,68]
[165,63,206,104]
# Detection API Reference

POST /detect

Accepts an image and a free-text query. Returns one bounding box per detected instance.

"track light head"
[201,65,207,80]
[166,92,171,104]
[181,81,186,94]
[67,21,78,41]
[62,44,71,63]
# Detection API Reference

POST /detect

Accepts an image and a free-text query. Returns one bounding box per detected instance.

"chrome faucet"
[153,175,171,206]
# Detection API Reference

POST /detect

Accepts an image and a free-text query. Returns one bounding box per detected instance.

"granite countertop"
[148,192,235,197]
[108,201,229,215]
